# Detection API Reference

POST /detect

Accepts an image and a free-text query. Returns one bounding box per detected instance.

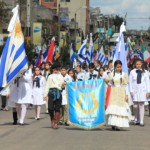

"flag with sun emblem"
[67,79,105,129]
[0,5,28,91]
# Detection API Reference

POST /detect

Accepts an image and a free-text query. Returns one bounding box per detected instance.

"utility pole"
[27,0,31,36]
[74,12,77,51]
[58,3,60,43]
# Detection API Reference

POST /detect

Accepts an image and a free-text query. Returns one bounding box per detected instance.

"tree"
[113,15,124,32]
[0,1,10,33]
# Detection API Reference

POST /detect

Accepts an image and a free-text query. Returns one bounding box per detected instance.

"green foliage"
[0,1,10,19]
[59,46,70,65]
[24,43,37,62]
[113,15,124,32]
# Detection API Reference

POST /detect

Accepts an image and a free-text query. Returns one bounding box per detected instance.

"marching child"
[105,60,129,131]
[68,68,76,81]
[88,63,98,80]
[129,59,150,126]
[98,67,105,79]
[32,67,46,120]
[60,66,73,125]
[43,62,51,113]
[76,65,85,81]
[44,62,65,129]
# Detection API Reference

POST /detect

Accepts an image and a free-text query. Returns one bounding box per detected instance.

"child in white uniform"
[16,69,33,125]
[61,66,72,125]
[129,59,150,126]
[76,65,85,81]
[32,67,46,120]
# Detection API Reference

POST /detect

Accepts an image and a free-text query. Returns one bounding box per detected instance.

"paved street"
[0,102,150,150]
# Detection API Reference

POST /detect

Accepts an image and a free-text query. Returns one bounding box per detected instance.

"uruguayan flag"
[78,39,87,64]
[70,43,77,63]
[113,22,128,73]
[86,33,94,65]
[0,5,28,90]
[97,46,108,66]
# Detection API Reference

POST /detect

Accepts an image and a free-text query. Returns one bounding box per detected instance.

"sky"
[90,0,150,30]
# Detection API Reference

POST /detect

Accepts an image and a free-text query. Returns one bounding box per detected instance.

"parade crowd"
[0,58,150,131]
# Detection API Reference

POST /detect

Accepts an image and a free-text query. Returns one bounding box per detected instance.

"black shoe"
[112,126,116,130]
[133,122,140,125]
[115,127,121,131]
[37,118,40,120]
[13,121,18,125]
[65,122,69,126]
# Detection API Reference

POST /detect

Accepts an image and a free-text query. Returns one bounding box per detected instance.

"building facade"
[40,0,90,36]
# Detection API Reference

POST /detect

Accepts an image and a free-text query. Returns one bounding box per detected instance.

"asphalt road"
[0,101,150,150]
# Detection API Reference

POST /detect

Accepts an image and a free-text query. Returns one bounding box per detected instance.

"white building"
[58,0,90,36]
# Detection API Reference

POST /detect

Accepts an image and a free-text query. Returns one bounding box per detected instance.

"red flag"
[105,86,111,109]
[46,37,55,63]
[36,50,42,67]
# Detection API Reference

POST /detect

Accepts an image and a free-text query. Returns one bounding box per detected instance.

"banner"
[33,22,42,45]
[60,31,66,48]
[76,36,81,51]
[68,79,105,129]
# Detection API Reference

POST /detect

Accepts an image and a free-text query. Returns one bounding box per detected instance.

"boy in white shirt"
[44,62,65,129]
[60,66,72,126]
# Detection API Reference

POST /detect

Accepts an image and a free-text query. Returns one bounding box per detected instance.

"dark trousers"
[48,90,62,118]
[1,96,7,108]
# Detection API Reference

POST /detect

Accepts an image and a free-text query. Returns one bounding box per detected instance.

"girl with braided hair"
[105,60,129,131]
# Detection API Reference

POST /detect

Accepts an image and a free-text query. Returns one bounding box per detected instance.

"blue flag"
[67,79,105,129]
[78,39,87,64]
[113,22,128,73]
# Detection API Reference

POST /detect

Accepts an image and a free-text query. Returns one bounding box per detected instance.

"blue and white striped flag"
[97,46,108,66]
[78,39,87,64]
[70,43,77,63]
[86,33,94,65]
[113,22,128,73]
[0,5,28,90]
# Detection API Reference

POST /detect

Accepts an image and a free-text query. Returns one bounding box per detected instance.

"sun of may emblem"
[76,91,99,115]
[15,20,22,37]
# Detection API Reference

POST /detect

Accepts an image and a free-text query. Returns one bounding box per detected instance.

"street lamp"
[74,6,87,50]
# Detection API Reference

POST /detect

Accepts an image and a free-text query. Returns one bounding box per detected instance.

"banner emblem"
[76,91,98,115]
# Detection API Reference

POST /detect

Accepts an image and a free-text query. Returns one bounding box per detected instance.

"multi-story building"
[40,0,90,36]
[3,0,53,36]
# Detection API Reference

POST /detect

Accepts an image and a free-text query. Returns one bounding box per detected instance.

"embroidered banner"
[67,79,105,129]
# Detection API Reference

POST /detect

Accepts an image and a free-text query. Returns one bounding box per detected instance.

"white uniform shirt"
[76,72,85,81]
[62,74,73,105]
[44,73,64,97]
[129,69,150,102]
[87,70,98,80]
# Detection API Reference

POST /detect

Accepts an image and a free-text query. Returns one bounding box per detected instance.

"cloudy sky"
[90,0,150,30]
